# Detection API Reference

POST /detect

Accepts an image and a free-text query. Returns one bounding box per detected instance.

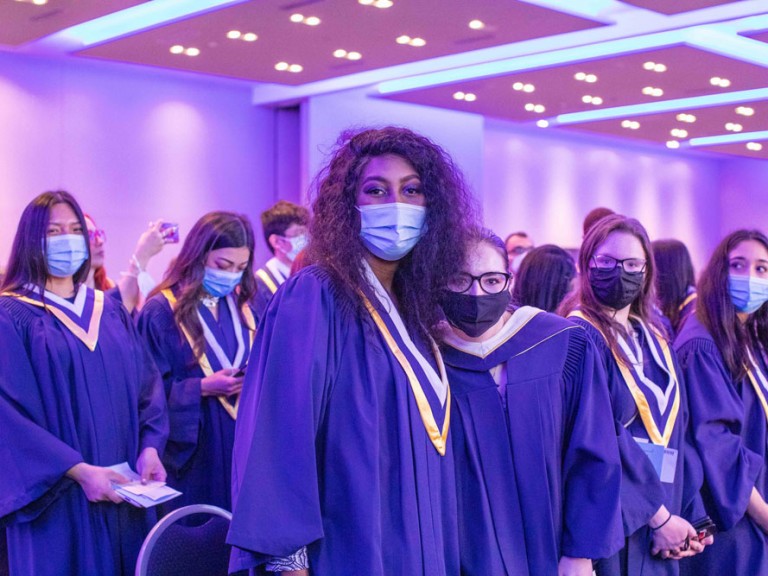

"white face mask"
[357,203,427,261]
[284,233,308,262]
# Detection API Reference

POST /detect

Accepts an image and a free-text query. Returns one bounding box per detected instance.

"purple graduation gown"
[674,314,768,575]
[574,318,704,576]
[442,311,624,576]
[138,292,251,511]
[0,288,168,576]
[227,265,459,575]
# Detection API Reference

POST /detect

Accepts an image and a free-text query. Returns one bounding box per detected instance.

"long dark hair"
[2,190,91,294]
[306,126,479,340]
[149,211,256,358]
[513,244,576,312]
[652,238,695,332]
[697,229,768,381]
[559,214,663,362]
[84,213,112,291]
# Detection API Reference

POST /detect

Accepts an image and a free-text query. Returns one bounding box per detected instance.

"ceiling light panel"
[72,0,605,85]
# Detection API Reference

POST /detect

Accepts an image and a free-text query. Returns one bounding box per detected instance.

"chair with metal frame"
[135,504,232,576]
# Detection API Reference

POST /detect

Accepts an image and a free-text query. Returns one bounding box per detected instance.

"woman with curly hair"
[138,211,256,511]
[228,126,479,575]
[560,214,711,576]
[674,229,768,575]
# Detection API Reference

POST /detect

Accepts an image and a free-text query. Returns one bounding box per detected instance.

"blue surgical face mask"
[358,203,427,261]
[729,274,768,314]
[203,267,243,298]
[46,234,89,278]
[285,233,308,262]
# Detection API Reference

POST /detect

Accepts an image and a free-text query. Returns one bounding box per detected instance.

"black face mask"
[441,290,511,338]
[588,267,644,310]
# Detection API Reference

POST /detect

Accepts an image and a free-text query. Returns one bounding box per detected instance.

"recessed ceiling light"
[710,76,731,88]
[347,51,362,60]
[524,103,545,113]
[288,64,303,73]
[736,106,755,116]
[333,49,347,58]
[170,44,184,54]
[525,103,535,111]
[643,61,666,72]
[725,122,743,132]
[676,113,696,123]
[275,62,289,71]
[523,83,534,93]
[642,86,663,97]
[582,95,602,105]
[226,30,241,39]
[464,93,477,102]
[395,35,425,47]
[666,141,680,149]
[654,63,667,72]
[409,37,426,47]
[574,72,597,83]
[747,142,763,151]
[468,20,485,30]
[536,119,550,128]
[453,91,465,100]
[373,0,393,7]
[358,0,374,4]
[184,47,200,57]
[670,128,688,138]
[304,16,321,26]
[396,35,410,44]
[290,13,304,23]
[242,32,257,42]
[621,120,640,130]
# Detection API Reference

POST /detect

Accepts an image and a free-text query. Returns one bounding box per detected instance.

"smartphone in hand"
[691,516,717,541]
[234,364,247,378]
[160,222,180,243]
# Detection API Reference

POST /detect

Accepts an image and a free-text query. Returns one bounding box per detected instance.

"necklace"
[201,294,219,309]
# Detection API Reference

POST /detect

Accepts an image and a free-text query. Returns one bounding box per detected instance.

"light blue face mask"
[358,203,427,261]
[203,267,243,298]
[285,233,308,262]
[729,274,768,314]
[46,234,89,278]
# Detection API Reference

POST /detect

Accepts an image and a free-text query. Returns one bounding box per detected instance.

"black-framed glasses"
[448,271,512,295]
[88,229,106,244]
[591,254,646,273]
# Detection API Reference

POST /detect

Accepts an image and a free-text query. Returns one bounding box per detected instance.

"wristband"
[652,511,673,531]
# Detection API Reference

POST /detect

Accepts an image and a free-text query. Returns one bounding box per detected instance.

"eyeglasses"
[448,271,512,295]
[88,229,106,243]
[591,254,646,273]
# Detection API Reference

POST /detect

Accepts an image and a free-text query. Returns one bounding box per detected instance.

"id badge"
[634,437,678,483]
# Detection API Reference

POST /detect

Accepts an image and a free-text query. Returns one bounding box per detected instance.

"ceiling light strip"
[25,0,249,51]
[688,130,768,147]
[551,87,768,125]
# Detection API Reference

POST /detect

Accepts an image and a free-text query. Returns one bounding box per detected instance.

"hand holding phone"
[160,222,180,244]
[691,516,717,542]
[234,364,247,378]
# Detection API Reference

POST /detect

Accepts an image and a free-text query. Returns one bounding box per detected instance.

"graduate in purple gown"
[652,239,697,338]
[674,229,768,575]
[439,229,623,576]
[227,127,479,575]
[0,191,168,576]
[560,215,712,575]
[138,211,256,511]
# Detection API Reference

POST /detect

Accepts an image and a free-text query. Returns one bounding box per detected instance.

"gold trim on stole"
[568,310,680,447]
[677,292,697,312]
[2,290,104,352]
[255,269,278,294]
[360,293,450,456]
[161,290,255,420]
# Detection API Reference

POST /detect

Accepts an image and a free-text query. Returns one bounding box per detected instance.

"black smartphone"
[234,364,247,378]
[691,516,717,541]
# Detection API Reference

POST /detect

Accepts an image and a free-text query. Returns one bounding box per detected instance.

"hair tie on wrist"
[652,511,673,531]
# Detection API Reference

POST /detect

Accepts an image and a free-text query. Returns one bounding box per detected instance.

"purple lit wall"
[482,119,725,270]
[0,51,278,278]
[719,157,768,239]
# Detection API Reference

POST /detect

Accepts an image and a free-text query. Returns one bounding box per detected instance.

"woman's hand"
[747,487,768,534]
[66,462,128,504]
[136,447,166,484]
[201,368,243,397]
[133,220,167,270]
[649,506,697,558]
[558,556,592,576]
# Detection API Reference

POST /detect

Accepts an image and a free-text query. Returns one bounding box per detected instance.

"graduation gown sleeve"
[227,268,343,569]
[138,296,203,471]
[0,306,83,521]
[674,335,763,530]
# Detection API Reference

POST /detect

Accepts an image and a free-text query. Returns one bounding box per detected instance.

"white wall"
[0,51,277,277]
[719,156,768,240]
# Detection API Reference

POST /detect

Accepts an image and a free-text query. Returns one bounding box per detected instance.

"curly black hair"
[305,126,480,340]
